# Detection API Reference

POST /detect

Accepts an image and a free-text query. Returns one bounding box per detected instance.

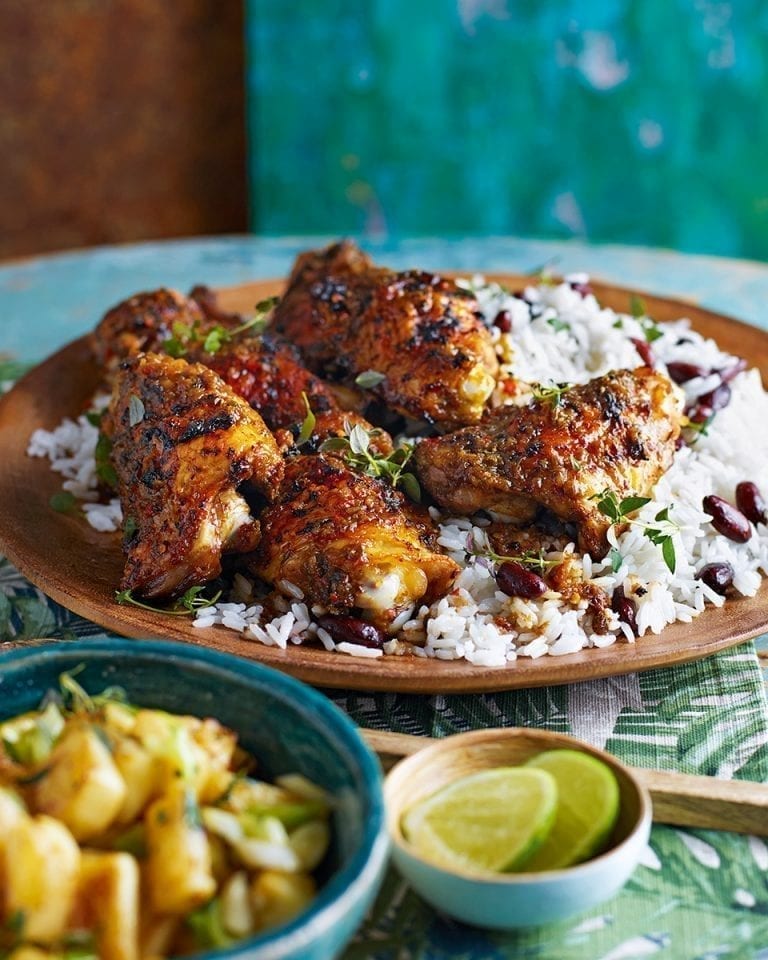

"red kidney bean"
[697,381,731,413]
[315,615,386,649]
[696,562,734,596]
[611,587,638,635]
[702,495,752,542]
[630,338,655,367]
[569,280,593,298]
[496,561,548,599]
[735,481,767,525]
[494,309,513,333]
[718,358,747,383]
[666,361,709,384]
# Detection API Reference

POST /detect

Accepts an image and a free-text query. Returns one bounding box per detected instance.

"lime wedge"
[522,750,620,871]
[401,767,558,874]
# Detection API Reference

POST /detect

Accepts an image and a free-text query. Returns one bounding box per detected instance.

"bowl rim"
[384,726,652,885]
[0,637,390,959]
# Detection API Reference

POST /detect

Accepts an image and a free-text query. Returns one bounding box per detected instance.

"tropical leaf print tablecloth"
[2,551,768,958]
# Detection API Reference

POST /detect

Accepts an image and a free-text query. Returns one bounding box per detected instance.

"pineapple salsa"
[0,674,331,958]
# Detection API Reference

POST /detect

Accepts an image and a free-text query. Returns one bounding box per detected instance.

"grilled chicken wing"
[248,454,458,628]
[193,331,388,446]
[271,240,499,426]
[105,353,284,599]
[414,367,683,557]
[91,289,223,376]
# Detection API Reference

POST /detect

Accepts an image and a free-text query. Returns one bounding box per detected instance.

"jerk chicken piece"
[415,367,684,558]
[271,240,499,426]
[248,454,459,630]
[193,331,392,453]
[91,288,223,377]
[105,352,284,599]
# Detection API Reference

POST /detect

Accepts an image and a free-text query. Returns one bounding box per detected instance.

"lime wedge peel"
[401,766,558,875]
[522,749,621,871]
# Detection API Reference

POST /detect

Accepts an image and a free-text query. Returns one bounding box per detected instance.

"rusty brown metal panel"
[0,0,247,258]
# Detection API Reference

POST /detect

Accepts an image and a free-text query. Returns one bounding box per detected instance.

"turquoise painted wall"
[246,1,768,259]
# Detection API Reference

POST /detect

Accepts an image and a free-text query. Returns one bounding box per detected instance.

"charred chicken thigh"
[105,353,284,599]
[415,367,683,557]
[91,288,223,377]
[271,241,499,426]
[249,454,458,629]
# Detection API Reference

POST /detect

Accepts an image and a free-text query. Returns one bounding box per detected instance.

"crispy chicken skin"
[91,289,221,376]
[414,367,683,557]
[190,333,392,455]
[248,454,458,628]
[105,353,284,599]
[271,240,499,426]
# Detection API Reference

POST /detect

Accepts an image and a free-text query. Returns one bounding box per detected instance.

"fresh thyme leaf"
[202,327,227,353]
[594,489,621,522]
[348,423,370,455]
[530,382,573,408]
[318,436,348,452]
[95,432,118,489]
[642,318,663,343]
[296,392,316,446]
[619,495,651,514]
[123,516,138,541]
[630,294,646,318]
[115,587,222,617]
[254,295,280,315]
[612,317,624,330]
[85,409,104,427]
[355,369,387,389]
[128,394,145,427]
[399,472,421,503]
[610,548,623,573]
[50,490,78,513]
[546,315,570,334]
[661,536,676,573]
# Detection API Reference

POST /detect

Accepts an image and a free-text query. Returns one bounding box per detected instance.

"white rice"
[27,277,768,665]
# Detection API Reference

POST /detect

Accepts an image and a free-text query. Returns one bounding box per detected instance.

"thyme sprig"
[466,541,561,574]
[164,297,279,358]
[115,585,222,616]
[320,424,421,501]
[530,381,573,408]
[593,489,679,573]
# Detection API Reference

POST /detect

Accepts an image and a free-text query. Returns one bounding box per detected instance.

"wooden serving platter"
[0,275,766,693]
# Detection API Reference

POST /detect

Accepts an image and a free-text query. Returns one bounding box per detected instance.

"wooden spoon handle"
[363,729,768,837]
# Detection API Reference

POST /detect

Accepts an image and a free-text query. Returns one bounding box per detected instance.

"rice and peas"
[27,276,768,667]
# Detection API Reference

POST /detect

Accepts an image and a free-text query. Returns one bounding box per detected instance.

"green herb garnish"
[115,585,222,616]
[128,394,145,427]
[546,315,570,334]
[530,382,573,408]
[49,490,78,514]
[296,392,316,446]
[163,297,279,358]
[593,489,679,573]
[95,432,118,489]
[355,369,387,389]
[320,424,421,502]
[467,544,560,574]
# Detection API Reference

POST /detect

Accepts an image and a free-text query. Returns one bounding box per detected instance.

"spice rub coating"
[271,240,499,426]
[248,454,458,628]
[414,367,683,558]
[105,352,284,599]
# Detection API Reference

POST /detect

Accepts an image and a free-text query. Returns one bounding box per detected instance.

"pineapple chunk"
[5,815,80,943]
[145,782,216,915]
[250,870,316,931]
[112,737,160,825]
[34,722,126,840]
[73,851,139,960]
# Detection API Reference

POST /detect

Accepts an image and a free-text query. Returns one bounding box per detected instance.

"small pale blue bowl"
[0,638,389,959]
[385,727,651,930]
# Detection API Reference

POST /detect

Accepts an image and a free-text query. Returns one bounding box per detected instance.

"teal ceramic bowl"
[0,638,389,959]
[385,727,651,929]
